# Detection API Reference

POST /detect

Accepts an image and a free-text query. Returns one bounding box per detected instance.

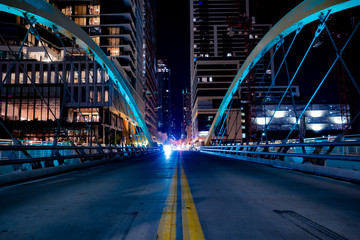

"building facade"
[0,0,157,145]
[143,0,158,140]
[157,59,171,139]
[182,89,192,143]
[190,0,272,144]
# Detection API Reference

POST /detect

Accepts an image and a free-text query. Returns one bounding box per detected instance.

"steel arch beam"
[0,0,154,146]
[205,0,360,146]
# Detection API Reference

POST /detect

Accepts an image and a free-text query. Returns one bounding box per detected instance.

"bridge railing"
[0,145,160,176]
[200,140,360,171]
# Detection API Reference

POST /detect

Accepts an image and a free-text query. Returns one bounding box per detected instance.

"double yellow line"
[156,163,178,239]
[156,156,205,240]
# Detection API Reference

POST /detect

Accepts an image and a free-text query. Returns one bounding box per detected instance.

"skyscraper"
[190,0,272,144]
[143,0,158,141]
[182,89,192,143]
[157,59,171,139]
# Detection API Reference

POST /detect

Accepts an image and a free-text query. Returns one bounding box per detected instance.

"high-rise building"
[143,0,158,141]
[157,59,171,138]
[0,0,157,145]
[58,0,145,109]
[190,0,272,144]
[182,89,192,143]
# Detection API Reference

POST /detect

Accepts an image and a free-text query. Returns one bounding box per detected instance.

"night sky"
[154,0,360,138]
[155,0,190,139]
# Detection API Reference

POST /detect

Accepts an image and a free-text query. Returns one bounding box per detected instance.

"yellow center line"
[181,160,205,240]
[156,164,178,240]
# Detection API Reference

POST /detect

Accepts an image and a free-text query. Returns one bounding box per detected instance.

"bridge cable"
[324,24,360,96]
[263,11,332,141]
[281,43,302,141]
[216,97,235,145]
[248,38,286,137]
[285,18,360,142]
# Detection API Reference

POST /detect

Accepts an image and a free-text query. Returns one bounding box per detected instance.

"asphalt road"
[1,151,360,240]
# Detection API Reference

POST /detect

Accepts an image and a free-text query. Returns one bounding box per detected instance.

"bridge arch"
[204,0,360,145]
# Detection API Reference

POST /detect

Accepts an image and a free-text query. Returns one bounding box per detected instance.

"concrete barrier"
[201,151,360,182]
[0,152,160,187]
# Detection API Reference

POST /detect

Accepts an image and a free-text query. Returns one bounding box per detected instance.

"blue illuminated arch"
[205,0,360,145]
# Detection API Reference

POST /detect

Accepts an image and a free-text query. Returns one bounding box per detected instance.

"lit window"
[2,73,7,83]
[108,27,120,35]
[62,6,72,16]
[19,73,24,84]
[89,88,94,102]
[97,69,102,83]
[227,53,232,57]
[11,73,15,84]
[58,71,64,83]
[74,4,86,15]
[92,37,100,45]
[107,38,120,46]
[35,72,40,83]
[74,71,78,83]
[74,17,86,26]
[89,17,100,25]
[43,72,47,84]
[89,4,100,15]
[81,71,86,83]
[50,72,55,83]
[28,34,36,46]
[107,47,120,56]
[105,89,109,103]
[104,73,109,82]
[97,87,102,103]
[27,72,32,83]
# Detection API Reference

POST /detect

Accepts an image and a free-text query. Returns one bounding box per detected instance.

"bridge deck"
[1,151,359,239]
